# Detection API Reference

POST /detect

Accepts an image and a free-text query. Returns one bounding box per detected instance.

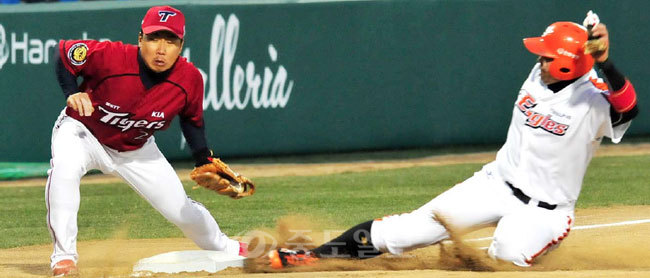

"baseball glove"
[190,158,255,199]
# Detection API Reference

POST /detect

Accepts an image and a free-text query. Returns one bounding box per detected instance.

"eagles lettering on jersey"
[516,93,569,136]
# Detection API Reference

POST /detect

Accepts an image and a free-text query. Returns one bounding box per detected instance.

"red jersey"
[58,40,204,152]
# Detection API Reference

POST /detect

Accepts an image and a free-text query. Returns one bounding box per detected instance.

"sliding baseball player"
[268,12,638,268]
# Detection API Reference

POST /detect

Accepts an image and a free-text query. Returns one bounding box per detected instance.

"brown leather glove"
[190,158,255,199]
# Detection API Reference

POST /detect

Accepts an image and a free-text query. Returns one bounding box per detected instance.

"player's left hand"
[583,10,609,63]
[585,23,609,63]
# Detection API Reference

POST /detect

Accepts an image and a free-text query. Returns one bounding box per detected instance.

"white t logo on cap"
[158,11,177,22]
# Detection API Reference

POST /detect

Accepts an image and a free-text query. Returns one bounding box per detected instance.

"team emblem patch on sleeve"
[67,43,88,66]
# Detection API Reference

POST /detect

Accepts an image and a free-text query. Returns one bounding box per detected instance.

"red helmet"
[523,22,594,80]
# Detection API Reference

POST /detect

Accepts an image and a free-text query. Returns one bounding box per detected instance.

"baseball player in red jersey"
[267,14,639,269]
[47,6,247,276]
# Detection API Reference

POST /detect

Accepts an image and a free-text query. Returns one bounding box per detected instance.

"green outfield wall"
[0,0,648,162]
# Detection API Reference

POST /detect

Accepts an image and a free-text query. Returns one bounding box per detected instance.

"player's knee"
[487,240,532,267]
[168,198,211,227]
[49,159,87,181]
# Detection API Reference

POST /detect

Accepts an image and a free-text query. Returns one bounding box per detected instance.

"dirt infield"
[1,143,650,277]
[2,206,649,277]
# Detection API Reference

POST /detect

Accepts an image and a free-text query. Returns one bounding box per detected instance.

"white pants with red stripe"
[370,162,574,266]
[45,110,240,268]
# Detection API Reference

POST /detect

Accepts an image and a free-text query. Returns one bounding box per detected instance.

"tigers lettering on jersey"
[517,94,569,136]
[97,106,166,132]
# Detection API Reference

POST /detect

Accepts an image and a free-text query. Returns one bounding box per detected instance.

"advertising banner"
[1,1,647,162]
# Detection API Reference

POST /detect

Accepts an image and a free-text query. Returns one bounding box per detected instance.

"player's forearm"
[597,59,638,114]
[53,51,80,98]
[596,59,625,91]
[180,118,212,166]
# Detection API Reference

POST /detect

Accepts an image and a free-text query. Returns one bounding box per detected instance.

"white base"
[132,250,245,275]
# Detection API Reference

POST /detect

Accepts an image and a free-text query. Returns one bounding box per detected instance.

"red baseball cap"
[141,5,185,39]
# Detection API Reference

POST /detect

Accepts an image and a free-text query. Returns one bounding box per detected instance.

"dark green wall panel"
[0,0,647,162]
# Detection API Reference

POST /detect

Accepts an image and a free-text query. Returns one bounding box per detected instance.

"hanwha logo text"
[557,48,578,59]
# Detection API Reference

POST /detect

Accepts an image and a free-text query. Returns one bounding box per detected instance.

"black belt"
[506,182,557,210]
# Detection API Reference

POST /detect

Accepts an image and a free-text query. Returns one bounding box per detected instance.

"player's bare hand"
[585,23,609,63]
[66,92,95,117]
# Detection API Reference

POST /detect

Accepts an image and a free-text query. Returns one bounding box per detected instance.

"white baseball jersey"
[494,63,630,206]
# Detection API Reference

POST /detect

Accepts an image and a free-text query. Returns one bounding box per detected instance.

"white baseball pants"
[45,110,240,267]
[370,162,574,266]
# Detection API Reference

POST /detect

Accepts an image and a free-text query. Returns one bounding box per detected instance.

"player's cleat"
[268,248,319,269]
[238,241,249,257]
[52,259,78,277]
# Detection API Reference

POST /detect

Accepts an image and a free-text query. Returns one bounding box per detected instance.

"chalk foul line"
[446,218,650,245]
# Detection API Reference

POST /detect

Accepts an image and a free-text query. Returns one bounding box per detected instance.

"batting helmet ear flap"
[547,47,594,80]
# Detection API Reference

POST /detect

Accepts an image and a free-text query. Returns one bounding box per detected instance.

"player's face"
[138,31,184,73]
[538,56,560,85]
